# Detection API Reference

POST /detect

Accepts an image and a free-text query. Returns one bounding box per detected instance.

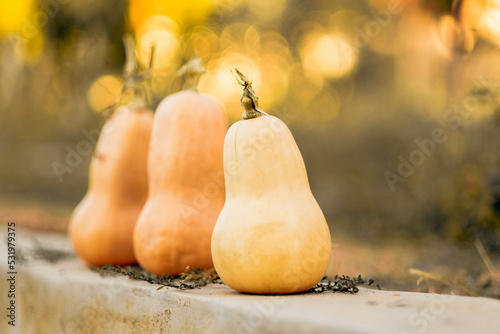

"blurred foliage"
[1,0,500,257]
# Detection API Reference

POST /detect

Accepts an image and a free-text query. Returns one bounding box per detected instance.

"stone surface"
[1,228,500,334]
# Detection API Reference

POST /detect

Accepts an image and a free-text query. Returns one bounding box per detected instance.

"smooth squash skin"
[211,72,331,294]
[69,103,153,266]
[133,89,227,276]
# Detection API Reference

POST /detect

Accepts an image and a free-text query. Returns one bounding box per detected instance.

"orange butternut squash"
[69,36,154,266]
[69,100,153,266]
[133,60,227,276]
[211,70,332,294]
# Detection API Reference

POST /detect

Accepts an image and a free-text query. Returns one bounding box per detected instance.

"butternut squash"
[211,70,331,294]
[133,60,227,276]
[69,100,153,266]
[69,36,154,266]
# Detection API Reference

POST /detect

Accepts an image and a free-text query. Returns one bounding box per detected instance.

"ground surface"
[1,198,499,297]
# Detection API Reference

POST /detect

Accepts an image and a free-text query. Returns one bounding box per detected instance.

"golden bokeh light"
[257,32,292,106]
[0,0,44,61]
[246,0,288,22]
[301,33,358,80]
[136,14,178,37]
[129,0,213,30]
[260,31,292,59]
[243,26,261,52]
[477,1,500,47]
[0,1,34,35]
[135,16,179,72]
[287,62,323,103]
[187,27,220,60]
[456,0,488,29]
[259,54,289,106]
[199,52,261,119]
[196,25,293,120]
[286,63,342,125]
[359,8,400,56]
[219,22,253,50]
[87,75,123,112]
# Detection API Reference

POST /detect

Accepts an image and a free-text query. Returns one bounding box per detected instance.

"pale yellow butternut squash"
[211,70,331,294]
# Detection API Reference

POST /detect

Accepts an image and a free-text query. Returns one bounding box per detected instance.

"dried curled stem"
[123,35,155,90]
[100,35,155,117]
[232,68,267,120]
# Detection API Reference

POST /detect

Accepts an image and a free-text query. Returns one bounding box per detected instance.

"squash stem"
[233,68,266,120]
[184,73,202,91]
[122,35,152,107]
[178,57,206,91]
[123,34,136,81]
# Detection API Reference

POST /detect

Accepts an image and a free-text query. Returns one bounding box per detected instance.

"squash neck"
[129,95,147,110]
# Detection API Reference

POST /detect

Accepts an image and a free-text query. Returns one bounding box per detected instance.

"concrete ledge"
[2,229,500,334]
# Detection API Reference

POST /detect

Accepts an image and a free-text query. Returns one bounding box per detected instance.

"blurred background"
[1,0,500,296]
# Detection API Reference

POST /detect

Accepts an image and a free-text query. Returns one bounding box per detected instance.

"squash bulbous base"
[133,197,218,277]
